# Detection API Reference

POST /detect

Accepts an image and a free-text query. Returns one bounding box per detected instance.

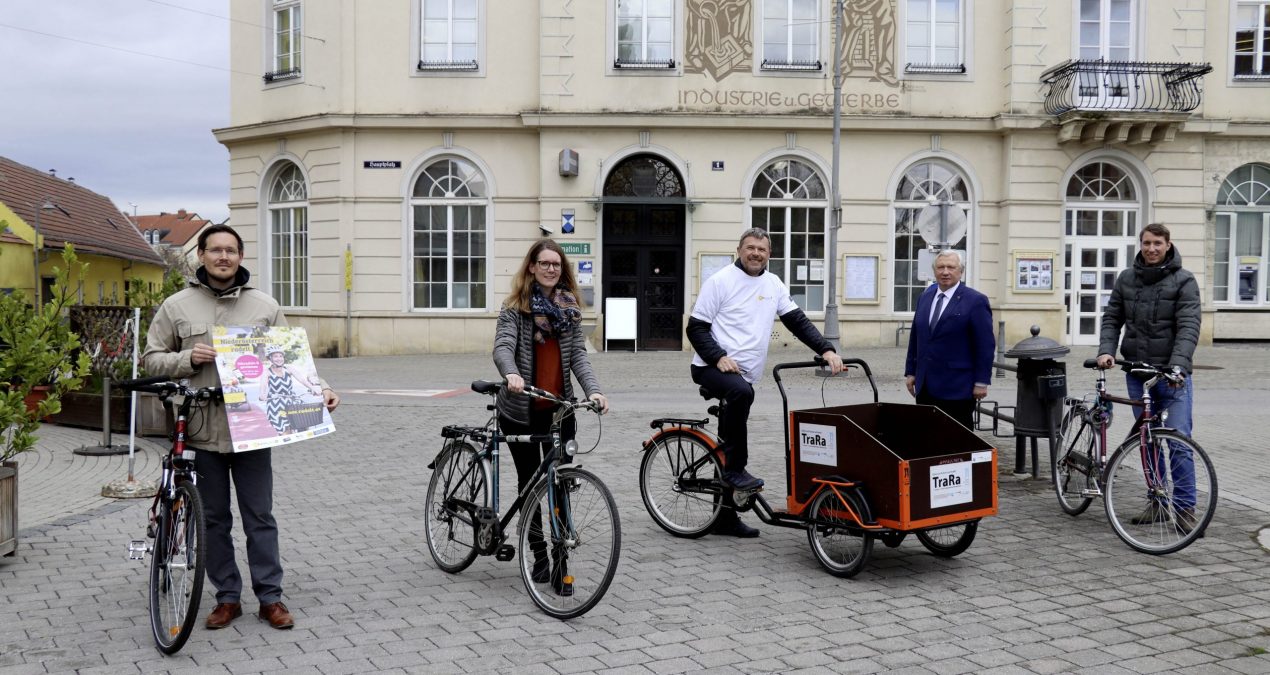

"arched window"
[1215,163,1270,305]
[750,159,829,310]
[410,157,488,309]
[267,162,308,307]
[891,160,970,312]
[1063,160,1141,343]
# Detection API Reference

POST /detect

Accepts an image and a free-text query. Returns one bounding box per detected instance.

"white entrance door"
[1064,208,1138,345]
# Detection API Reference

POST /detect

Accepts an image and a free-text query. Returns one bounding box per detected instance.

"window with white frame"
[410,158,488,310]
[750,159,829,310]
[1078,0,1133,61]
[615,0,674,69]
[420,0,479,71]
[905,0,965,74]
[761,0,820,71]
[1215,164,1270,304]
[266,0,302,82]
[267,162,309,308]
[892,161,970,313]
[1235,1,1270,79]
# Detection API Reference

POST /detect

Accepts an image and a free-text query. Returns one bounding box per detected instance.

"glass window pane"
[935,0,958,22]
[454,20,477,44]
[648,0,672,17]
[766,0,788,20]
[425,0,448,17]
[454,0,477,19]
[1080,0,1098,21]
[910,0,930,20]
[910,23,930,48]
[424,20,448,43]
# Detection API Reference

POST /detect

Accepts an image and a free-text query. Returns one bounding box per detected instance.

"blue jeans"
[1125,373,1195,510]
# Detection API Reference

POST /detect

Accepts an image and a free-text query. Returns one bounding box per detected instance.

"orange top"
[533,337,564,411]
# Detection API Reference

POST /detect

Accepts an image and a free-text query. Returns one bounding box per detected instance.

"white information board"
[604,297,638,352]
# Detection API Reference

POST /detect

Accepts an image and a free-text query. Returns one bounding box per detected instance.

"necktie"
[931,293,946,328]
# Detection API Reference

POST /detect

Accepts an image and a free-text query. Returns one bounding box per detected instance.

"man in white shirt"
[687,228,843,537]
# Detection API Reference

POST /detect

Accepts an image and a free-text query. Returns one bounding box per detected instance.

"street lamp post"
[821,0,845,354]
[32,199,56,307]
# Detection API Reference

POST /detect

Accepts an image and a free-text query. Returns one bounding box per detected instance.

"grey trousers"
[194,448,283,605]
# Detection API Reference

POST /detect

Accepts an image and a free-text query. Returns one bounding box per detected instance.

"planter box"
[47,391,169,437]
[1,461,16,557]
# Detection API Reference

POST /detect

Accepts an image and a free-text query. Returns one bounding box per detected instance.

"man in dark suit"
[904,249,995,429]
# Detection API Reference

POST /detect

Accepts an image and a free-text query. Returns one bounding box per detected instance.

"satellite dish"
[916,203,967,247]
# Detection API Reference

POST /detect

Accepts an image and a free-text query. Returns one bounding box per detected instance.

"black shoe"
[531,553,550,584]
[712,515,760,538]
[722,470,764,490]
[1129,501,1170,525]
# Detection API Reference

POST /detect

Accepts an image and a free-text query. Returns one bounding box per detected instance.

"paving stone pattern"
[2,345,1268,674]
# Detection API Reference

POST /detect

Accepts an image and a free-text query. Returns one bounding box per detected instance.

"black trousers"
[916,390,975,430]
[690,365,755,474]
[500,409,576,556]
[195,448,282,605]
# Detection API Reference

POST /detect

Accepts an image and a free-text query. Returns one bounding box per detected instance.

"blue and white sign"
[561,209,576,234]
[576,260,593,286]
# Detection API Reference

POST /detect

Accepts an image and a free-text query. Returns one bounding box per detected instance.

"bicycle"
[424,381,621,619]
[1052,359,1217,554]
[119,375,221,654]
[639,357,994,578]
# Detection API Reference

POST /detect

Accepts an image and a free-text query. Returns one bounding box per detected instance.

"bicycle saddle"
[698,386,715,400]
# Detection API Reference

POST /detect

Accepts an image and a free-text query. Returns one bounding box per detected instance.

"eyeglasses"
[535,261,562,271]
[204,247,240,258]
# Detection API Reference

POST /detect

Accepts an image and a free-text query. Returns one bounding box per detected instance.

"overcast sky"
[1,0,231,223]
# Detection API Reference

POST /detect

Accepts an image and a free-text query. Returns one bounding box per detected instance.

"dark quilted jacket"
[1098,247,1201,373]
[492,307,601,425]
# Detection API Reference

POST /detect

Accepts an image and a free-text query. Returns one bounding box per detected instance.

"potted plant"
[0,244,92,557]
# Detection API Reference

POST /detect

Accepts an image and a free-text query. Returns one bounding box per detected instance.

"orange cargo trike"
[639,357,998,577]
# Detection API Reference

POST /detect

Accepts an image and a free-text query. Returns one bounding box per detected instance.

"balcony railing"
[1040,60,1212,115]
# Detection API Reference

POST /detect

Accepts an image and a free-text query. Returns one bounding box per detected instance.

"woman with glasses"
[493,238,609,596]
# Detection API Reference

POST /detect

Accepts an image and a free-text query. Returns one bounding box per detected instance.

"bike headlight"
[564,439,579,457]
[1160,410,1168,424]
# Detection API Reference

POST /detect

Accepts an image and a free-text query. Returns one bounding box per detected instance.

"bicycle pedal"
[127,539,149,561]
[494,545,516,562]
[1081,488,1103,498]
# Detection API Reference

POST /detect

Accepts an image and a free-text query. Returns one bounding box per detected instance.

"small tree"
[0,244,92,461]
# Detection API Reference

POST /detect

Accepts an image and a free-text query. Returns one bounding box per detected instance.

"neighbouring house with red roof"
[135,209,217,275]
[0,156,165,305]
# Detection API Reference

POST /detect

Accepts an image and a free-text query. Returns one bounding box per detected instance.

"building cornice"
[213,113,526,143]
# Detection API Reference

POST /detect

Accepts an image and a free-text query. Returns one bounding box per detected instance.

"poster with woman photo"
[211,325,336,452]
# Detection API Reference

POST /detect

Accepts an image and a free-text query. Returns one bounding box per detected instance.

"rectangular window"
[615,0,674,68]
[1235,2,1270,78]
[412,204,487,309]
[1078,0,1133,61]
[753,206,826,310]
[420,0,479,70]
[762,0,820,70]
[905,0,964,73]
[267,0,302,82]
[270,206,309,307]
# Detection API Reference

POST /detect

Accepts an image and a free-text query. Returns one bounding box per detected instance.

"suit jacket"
[904,283,995,400]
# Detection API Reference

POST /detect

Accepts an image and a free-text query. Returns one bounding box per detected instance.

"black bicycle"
[424,381,620,619]
[120,376,220,654]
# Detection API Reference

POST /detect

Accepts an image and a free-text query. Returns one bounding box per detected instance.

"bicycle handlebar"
[115,376,223,399]
[772,356,880,406]
[1081,358,1185,386]
[469,380,602,413]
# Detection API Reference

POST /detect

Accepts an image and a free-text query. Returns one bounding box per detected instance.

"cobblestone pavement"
[2,345,1268,674]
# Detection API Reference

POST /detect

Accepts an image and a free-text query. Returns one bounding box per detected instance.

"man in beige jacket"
[143,224,339,631]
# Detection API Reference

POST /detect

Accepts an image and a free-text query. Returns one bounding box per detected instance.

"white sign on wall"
[930,461,973,508]
[798,423,837,466]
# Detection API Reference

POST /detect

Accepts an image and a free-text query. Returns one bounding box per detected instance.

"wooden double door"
[602,204,685,350]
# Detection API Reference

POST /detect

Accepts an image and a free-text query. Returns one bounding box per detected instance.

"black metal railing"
[1040,59,1212,115]
[263,68,302,84]
[760,59,822,71]
[904,62,966,74]
[417,60,479,72]
[613,58,676,70]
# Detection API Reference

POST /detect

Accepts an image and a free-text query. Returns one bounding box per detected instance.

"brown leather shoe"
[205,602,242,629]
[258,602,294,629]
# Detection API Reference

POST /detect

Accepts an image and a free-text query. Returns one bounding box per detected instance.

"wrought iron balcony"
[1040,59,1212,115]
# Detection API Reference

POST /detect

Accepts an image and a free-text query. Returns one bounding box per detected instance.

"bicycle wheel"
[806,487,874,578]
[1053,405,1096,516]
[150,483,205,655]
[639,431,723,538]
[425,441,488,573]
[915,520,979,557]
[519,467,621,620]
[1104,430,1217,555]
